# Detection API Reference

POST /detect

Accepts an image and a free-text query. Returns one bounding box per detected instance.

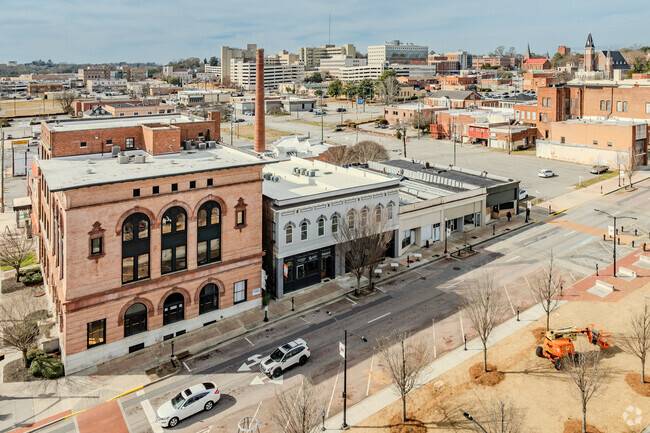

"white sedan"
[156,382,220,428]
[538,169,555,178]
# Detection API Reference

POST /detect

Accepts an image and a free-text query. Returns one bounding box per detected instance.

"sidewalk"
[323,301,557,431]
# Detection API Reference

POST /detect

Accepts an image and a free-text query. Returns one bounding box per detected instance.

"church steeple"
[525,43,531,60]
[585,33,594,48]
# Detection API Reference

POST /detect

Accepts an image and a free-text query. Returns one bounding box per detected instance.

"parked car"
[6,134,12,139]
[381,124,388,129]
[234,118,245,123]
[374,122,380,128]
[260,338,310,378]
[590,165,609,174]
[156,382,220,428]
[336,108,346,112]
[519,188,528,200]
[538,169,555,178]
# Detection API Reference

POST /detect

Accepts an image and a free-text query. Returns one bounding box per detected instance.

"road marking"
[368,312,391,323]
[504,286,516,315]
[563,231,574,237]
[251,375,266,385]
[141,399,164,433]
[366,352,375,396]
[524,275,531,288]
[528,287,538,303]
[346,297,357,305]
[253,401,262,419]
[459,309,465,338]
[505,255,519,263]
[245,337,254,346]
[326,368,340,418]
[183,362,192,372]
[432,319,437,359]
[300,317,310,323]
[196,426,213,433]
[375,285,387,293]
[447,280,462,288]
[136,389,145,397]
[270,375,284,385]
[569,272,576,282]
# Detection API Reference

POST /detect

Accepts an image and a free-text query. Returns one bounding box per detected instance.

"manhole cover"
[453,267,461,270]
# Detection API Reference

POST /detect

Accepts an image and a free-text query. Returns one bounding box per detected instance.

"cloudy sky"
[0,0,648,64]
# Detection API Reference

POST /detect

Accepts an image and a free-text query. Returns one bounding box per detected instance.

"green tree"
[311,72,323,83]
[357,79,374,99]
[343,82,358,100]
[209,56,219,66]
[167,76,181,86]
[314,89,323,97]
[147,67,158,78]
[328,79,343,99]
[203,58,208,65]
[552,52,565,68]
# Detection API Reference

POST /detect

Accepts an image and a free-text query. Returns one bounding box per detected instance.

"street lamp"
[398,120,407,157]
[326,311,367,430]
[320,93,324,144]
[594,209,637,277]
[463,412,487,433]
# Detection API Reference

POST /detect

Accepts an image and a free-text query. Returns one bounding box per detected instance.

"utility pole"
[594,209,636,277]
[321,94,324,144]
[0,123,4,213]
[342,329,348,429]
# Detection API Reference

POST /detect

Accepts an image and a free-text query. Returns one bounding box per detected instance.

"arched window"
[161,207,187,274]
[375,206,382,223]
[199,283,219,314]
[163,293,184,325]
[318,218,325,236]
[286,225,293,244]
[347,211,355,229]
[387,203,394,221]
[122,213,150,284]
[331,215,339,234]
[361,208,368,228]
[197,201,221,266]
[301,221,308,240]
[124,303,147,337]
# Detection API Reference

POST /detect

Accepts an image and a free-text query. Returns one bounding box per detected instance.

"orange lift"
[535,324,611,370]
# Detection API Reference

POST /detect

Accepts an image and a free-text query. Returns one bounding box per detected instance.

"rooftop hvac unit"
[117,154,130,164]
[134,155,146,164]
[272,176,280,182]
[301,168,307,175]
[182,140,192,150]
[111,146,121,158]
[309,170,315,177]
[198,142,207,150]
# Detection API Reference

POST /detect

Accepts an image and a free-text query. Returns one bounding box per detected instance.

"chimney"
[254,48,265,153]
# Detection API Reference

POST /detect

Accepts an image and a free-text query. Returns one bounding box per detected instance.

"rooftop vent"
[198,142,207,150]
[117,154,129,164]
[134,155,146,164]
[111,146,121,158]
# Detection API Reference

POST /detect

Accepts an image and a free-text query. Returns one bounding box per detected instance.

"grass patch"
[573,170,619,189]
[1,253,37,271]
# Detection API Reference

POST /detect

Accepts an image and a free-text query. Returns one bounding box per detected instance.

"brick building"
[537,118,648,166]
[558,46,571,55]
[521,58,552,71]
[30,113,273,373]
[102,103,175,117]
[27,82,65,95]
[383,103,438,125]
[40,114,220,159]
[424,90,483,109]
[439,75,476,90]
[74,99,142,117]
[78,66,115,84]
[522,71,560,91]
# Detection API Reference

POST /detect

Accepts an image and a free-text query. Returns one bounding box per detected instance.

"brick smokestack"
[254,48,265,153]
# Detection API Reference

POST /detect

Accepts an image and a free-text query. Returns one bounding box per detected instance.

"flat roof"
[560,118,646,127]
[45,114,207,132]
[370,159,517,189]
[262,157,399,203]
[38,145,271,191]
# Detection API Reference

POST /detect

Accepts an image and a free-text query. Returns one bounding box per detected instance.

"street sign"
[12,139,28,145]
[357,98,364,105]
[608,225,615,237]
[283,263,289,277]
[447,227,452,236]
[339,341,345,358]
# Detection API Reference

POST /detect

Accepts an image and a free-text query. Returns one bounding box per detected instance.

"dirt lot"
[0,99,64,117]
[220,125,294,143]
[353,281,650,433]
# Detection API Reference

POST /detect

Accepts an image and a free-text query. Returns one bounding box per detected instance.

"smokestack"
[254,48,265,153]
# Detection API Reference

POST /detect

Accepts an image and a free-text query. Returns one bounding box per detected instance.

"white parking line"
[528,287,538,303]
[326,368,340,418]
[183,361,192,372]
[563,231,574,237]
[505,255,519,263]
[504,286,516,315]
[569,272,577,282]
[253,401,262,419]
[366,352,375,396]
[368,312,391,323]
[432,319,437,359]
[459,309,465,338]
[346,297,357,305]
[524,275,531,288]
[141,399,164,433]
[245,337,254,346]
[300,317,310,324]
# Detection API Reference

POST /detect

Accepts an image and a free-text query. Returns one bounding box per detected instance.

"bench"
[413,253,422,261]
[390,263,399,269]
[619,267,637,279]
[595,280,614,293]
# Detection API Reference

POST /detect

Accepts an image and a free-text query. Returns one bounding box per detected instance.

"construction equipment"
[535,324,611,370]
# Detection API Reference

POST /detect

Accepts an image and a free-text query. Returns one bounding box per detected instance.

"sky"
[0,0,648,64]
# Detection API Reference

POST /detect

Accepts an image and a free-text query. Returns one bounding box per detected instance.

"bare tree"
[267,105,285,115]
[375,76,400,105]
[619,304,650,384]
[349,140,389,164]
[532,253,562,331]
[318,145,349,166]
[58,91,76,115]
[410,112,434,132]
[335,208,392,296]
[470,393,522,433]
[378,332,431,423]
[363,212,393,291]
[271,378,323,433]
[623,146,643,188]
[462,273,505,372]
[564,350,609,433]
[0,288,44,367]
[0,228,35,282]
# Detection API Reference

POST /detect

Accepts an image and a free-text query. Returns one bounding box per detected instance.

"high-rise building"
[230,59,305,90]
[266,50,301,66]
[367,40,428,66]
[298,44,357,69]
[221,44,258,82]
[443,51,472,70]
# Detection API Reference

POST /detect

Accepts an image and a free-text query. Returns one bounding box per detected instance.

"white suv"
[260,338,310,378]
